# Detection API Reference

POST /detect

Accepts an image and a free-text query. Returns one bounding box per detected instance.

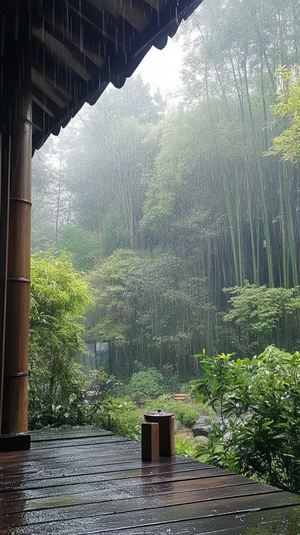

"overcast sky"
[136,37,183,95]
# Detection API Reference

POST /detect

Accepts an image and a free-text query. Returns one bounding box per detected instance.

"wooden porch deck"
[0,427,300,534]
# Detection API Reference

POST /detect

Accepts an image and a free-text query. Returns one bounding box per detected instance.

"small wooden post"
[141,422,159,462]
[144,411,175,457]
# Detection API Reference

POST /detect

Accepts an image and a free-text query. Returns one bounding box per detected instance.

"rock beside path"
[192,415,214,437]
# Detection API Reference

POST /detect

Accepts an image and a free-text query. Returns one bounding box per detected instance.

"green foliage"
[87,249,143,343]
[125,253,215,376]
[29,357,120,429]
[144,395,200,429]
[92,398,143,440]
[140,110,189,234]
[175,437,198,458]
[126,368,166,401]
[29,361,87,429]
[87,249,215,378]
[58,226,102,271]
[270,66,300,163]
[191,346,300,493]
[91,393,201,446]
[32,75,163,250]
[191,350,237,420]
[223,282,300,355]
[31,0,300,370]
[29,252,93,428]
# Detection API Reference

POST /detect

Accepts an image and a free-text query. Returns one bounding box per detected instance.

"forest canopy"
[32,0,300,379]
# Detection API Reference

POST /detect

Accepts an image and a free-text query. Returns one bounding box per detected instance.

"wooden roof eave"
[30,0,203,153]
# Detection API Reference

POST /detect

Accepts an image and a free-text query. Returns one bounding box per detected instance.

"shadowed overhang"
[1,0,203,153]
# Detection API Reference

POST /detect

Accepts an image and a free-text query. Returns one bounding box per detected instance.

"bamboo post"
[0,134,11,435]
[0,1,32,448]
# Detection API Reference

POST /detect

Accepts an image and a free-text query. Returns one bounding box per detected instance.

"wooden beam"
[31,101,49,132]
[32,87,62,117]
[143,0,168,10]
[31,57,72,100]
[87,0,151,33]
[32,95,55,119]
[31,68,68,109]
[39,4,105,69]
[32,26,93,82]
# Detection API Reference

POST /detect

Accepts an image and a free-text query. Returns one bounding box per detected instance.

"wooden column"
[0,1,32,448]
[0,134,11,434]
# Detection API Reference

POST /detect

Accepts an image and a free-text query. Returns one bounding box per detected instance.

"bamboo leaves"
[271,66,300,163]
[223,282,300,354]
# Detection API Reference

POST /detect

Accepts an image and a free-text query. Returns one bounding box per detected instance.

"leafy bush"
[29,366,120,430]
[126,368,166,400]
[175,437,198,458]
[191,347,300,494]
[92,398,143,440]
[29,252,130,430]
[29,361,88,429]
[29,252,92,428]
[144,395,200,429]
[223,282,300,355]
[91,393,202,443]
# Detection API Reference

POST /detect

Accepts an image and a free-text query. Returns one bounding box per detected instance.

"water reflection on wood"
[0,427,299,534]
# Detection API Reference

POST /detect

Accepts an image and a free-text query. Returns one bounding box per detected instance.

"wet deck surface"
[0,427,300,534]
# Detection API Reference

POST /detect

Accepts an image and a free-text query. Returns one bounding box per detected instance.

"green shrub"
[144,395,200,428]
[175,437,198,458]
[191,346,300,494]
[126,368,166,400]
[92,398,143,440]
[29,367,120,429]
[91,393,202,442]
[29,252,92,429]
[28,361,88,429]
[223,283,300,355]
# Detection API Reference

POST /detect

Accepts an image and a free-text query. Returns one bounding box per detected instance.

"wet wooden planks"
[0,427,299,534]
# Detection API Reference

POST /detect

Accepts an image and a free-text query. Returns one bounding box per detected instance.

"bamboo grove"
[32,0,300,379]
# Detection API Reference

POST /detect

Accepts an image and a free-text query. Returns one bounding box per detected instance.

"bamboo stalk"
[0,135,11,433]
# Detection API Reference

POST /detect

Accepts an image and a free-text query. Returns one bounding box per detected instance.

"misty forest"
[29,0,300,492]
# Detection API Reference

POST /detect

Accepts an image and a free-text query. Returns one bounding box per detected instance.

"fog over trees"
[32,0,300,379]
